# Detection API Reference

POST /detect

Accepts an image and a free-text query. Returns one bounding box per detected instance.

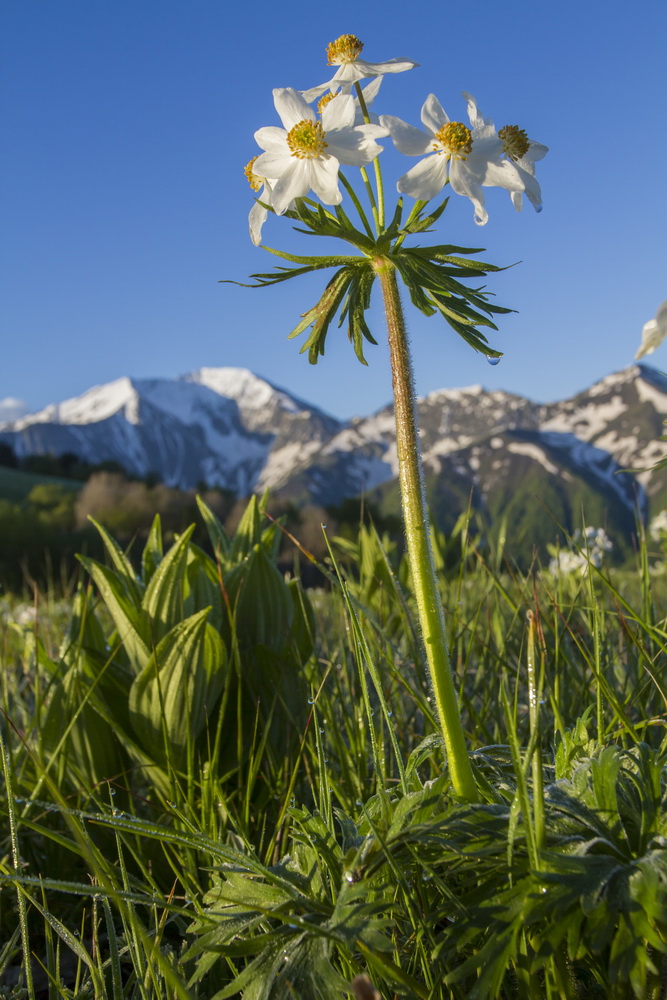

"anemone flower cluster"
[244,33,548,242]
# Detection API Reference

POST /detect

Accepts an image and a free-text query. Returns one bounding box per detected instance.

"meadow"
[1,494,665,999]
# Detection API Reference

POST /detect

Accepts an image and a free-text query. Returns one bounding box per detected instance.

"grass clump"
[0,499,666,998]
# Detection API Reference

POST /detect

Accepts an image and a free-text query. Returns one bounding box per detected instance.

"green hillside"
[0,465,82,502]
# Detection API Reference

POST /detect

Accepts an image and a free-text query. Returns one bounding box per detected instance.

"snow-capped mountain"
[0,369,341,497]
[1,366,666,534]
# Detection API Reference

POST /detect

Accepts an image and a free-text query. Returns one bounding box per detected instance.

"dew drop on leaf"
[486,355,501,366]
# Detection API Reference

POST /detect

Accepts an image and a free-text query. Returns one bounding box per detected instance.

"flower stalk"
[237,34,547,803]
[374,258,479,802]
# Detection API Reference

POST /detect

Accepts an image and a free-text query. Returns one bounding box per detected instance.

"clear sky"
[1,0,666,422]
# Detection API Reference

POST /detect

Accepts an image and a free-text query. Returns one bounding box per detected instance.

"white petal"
[397,154,449,201]
[249,199,268,246]
[360,75,382,105]
[354,57,418,76]
[521,141,549,164]
[635,302,667,359]
[253,149,292,178]
[515,165,543,210]
[271,160,309,214]
[301,79,336,102]
[308,156,343,205]
[635,319,660,359]
[355,122,389,139]
[421,94,448,135]
[379,115,432,155]
[449,161,488,226]
[253,126,287,152]
[478,157,525,192]
[330,64,365,85]
[326,130,384,166]
[273,88,314,130]
[462,92,486,130]
[321,93,355,131]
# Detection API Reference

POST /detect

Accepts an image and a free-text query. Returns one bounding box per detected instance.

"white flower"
[548,527,612,576]
[252,88,387,216]
[649,509,667,540]
[635,300,667,360]
[380,94,522,225]
[302,34,417,102]
[463,93,548,214]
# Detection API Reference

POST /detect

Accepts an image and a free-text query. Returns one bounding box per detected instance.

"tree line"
[0,444,397,592]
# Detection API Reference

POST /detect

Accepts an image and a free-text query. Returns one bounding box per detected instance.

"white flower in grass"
[380,94,521,225]
[252,88,387,216]
[635,300,667,360]
[463,93,548,214]
[302,34,417,102]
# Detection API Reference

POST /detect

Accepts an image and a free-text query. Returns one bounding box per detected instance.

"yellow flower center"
[433,122,473,159]
[326,34,363,65]
[317,92,336,114]
[286,119,328,159]
[244,156,263,191]
[498,125,530,161]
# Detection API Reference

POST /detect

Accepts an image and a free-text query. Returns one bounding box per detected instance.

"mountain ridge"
[2,366,666,537]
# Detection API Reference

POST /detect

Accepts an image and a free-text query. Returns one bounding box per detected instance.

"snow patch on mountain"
[12,377,139,428]
[506,440,560,475]
[258,440,323,490]
[636,377,667,414]
[541,397,626,439]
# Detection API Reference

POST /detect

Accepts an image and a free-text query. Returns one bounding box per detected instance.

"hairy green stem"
[375,260,478,801]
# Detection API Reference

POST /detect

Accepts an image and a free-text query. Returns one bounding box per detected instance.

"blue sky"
[1,0,665,421]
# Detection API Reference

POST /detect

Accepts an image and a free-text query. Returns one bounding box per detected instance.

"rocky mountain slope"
[2,366,666,544]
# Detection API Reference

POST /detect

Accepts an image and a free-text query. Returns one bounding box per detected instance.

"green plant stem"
[354,83,385,229]
[374,260,478,802]
[358,166,379,232]
[339,171,375,241]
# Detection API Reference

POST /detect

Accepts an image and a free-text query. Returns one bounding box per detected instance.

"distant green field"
[0,465,82,502]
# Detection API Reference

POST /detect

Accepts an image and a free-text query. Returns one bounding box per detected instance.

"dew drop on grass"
[486,355,501,366]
